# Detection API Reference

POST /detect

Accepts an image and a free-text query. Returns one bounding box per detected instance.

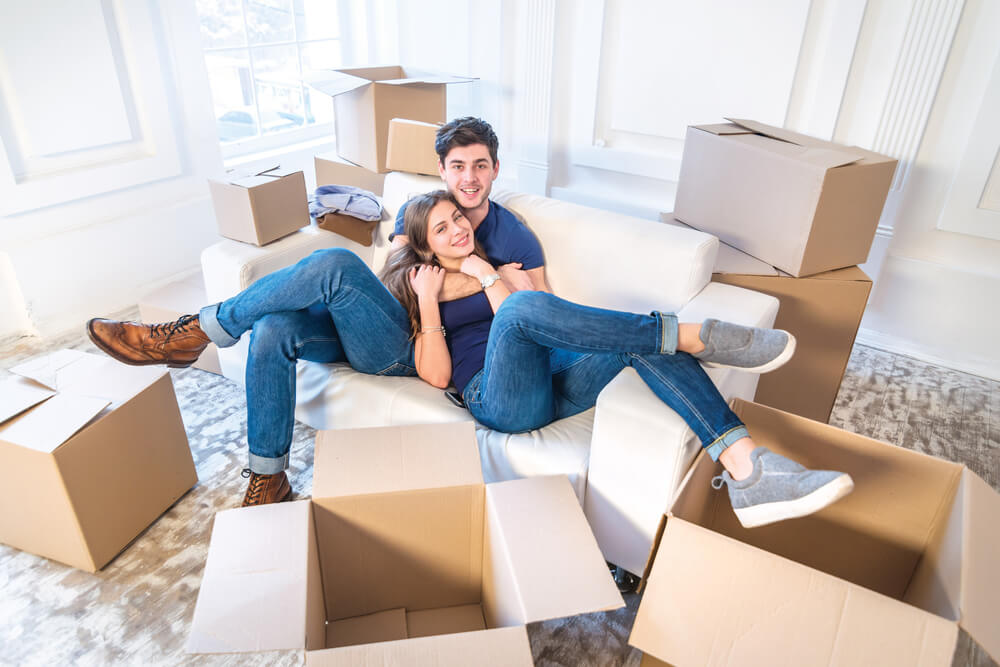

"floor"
[0,324,996,666]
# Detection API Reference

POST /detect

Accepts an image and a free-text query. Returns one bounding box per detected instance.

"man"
[86,117,549,507]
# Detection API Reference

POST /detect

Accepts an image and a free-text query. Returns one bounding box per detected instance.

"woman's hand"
[460,255,496,281]
[409,264,446,302]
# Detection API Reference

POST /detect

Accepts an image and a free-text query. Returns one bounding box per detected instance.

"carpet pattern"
[0,326,996,666]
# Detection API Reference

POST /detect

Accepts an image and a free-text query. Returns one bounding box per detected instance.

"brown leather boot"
[240,469,293,507]
[86,314,211,368]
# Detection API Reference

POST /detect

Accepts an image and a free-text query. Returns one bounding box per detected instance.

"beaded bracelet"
[421,326,446,336]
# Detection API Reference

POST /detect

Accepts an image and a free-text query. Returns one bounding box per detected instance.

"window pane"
[196,0,245,49]
[252,45,305,135]
[205,50,258,143]
[246,0,295,45]
[294,0,339,41]
[300,40,340,125]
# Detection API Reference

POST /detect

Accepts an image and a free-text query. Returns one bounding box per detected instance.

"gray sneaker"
[712,447,854,528]
[693,319,796,373]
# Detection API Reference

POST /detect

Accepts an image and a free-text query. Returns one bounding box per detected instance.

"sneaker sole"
[86,319,195,369]
[702,331,796,374]
[734,473,854,529]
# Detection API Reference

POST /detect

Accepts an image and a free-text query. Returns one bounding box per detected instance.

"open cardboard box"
[308,66,473,173]
[208,166,310,246]
[187,421,623,663]
[673,119,897,277]
[0,350,196,571]
[663,213,871,423]
[631,400,1000,666]
[314,152,386,196]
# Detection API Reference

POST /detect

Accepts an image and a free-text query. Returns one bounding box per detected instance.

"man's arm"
[390,233,482,301]
[526,266,551,293]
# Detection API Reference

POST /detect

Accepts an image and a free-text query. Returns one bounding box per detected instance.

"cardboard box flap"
[631,518,958,666]
[312,422,483,498]
[958,468,1000,661]
[9,348,90,391]
[694,122,754,136]
[0,392,110,453]
[725,117,865,168]
[379,74,476,86]
[304,625,533,666]
[11,350,164,407]
[307,70,373,97]
[483,476,624,626]
[187,501,316,653]
[0,376,55,424]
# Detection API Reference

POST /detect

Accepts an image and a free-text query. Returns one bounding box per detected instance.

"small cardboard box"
[0,350,197,571]
[138,274,222,375]
[315,212,379,247]
[386,118,441,175]
[309,66,474,173]
[187,422,623,662]
[673,119,897,277]
[208,166,310,246]
[314,152,386,196]
[630,400,1000,666]
[665,214,871,423]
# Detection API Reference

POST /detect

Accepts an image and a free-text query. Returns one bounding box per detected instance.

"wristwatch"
[480,273,500,290]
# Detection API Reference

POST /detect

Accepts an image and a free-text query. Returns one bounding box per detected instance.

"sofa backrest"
[378,171,718,314]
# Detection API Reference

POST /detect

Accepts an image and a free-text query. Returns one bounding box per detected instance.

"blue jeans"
[198,248,416,473]
[462,291,748,460]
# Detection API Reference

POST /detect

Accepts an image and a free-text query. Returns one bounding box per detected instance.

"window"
[195,0,348,157]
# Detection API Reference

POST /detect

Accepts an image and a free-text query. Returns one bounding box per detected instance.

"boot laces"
[149,314,199,340]
[241,468,267,505]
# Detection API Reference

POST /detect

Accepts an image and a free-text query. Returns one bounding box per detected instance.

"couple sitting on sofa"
[87,117,853,529]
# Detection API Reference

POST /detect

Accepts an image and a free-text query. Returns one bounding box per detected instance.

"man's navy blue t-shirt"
[395,198,544,393]
[394,199,544,270]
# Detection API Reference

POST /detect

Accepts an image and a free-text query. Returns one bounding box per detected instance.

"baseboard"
[855,328,1000,382]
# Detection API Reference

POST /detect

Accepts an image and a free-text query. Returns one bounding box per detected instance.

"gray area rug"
[0,328,996,666]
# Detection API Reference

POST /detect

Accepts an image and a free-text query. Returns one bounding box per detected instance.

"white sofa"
[201,171,779,576]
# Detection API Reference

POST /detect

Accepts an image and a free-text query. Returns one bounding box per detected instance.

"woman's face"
[425,199,474,262]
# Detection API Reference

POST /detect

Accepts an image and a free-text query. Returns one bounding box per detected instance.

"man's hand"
[459,255,497,281]
[408,264,445,302]
[497,262,534,292]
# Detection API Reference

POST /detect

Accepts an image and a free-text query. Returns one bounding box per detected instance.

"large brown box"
[309,66,473,173]
[385,118,441,175]
[0,350,197,571]
[208,167,309,246]
[674,118,897,277]
[631,400,1000,666]
[314,152,385,196]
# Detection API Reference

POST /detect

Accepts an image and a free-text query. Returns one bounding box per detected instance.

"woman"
[380,191,853,528]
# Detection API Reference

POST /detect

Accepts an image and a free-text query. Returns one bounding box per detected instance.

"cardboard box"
[315,212,378,247]
[309,66,474,173]
[0,350,197,571]
[187,421,623,662]
[664,213,872,422]
[208,166,310,246]
[138,274,222,375]
[630,400,1000,666]
[386,118,441,175]
[673,118,897,277]
[314,152,385,196]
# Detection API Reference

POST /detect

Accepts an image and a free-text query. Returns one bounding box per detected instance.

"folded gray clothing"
[309,185,382,222]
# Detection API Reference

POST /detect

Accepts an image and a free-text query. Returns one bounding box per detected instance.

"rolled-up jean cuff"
[199,303,239,348]
[249,451,290,474]
[653,311,679,355]
[705,425,750,461]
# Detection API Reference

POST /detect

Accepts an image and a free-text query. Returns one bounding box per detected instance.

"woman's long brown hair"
[379,190,486,338]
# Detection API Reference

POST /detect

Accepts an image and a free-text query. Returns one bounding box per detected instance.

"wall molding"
[874,0,965,193]
[855,327,999,381]
[511,0,556,195]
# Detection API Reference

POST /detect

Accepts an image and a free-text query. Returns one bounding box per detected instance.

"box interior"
[670,400,966,619]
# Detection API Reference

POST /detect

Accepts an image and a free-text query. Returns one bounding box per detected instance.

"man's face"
[438,143,499,212]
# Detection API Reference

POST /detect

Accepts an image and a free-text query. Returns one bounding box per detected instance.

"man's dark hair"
[435,117,499,166]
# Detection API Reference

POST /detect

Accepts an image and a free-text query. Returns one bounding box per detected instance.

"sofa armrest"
[583,280,779,575]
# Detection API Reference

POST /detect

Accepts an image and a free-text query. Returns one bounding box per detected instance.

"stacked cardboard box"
[0,349,197,571]
[669,119,897,422]
[630,399,1000,666]
[187,421,623,662]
